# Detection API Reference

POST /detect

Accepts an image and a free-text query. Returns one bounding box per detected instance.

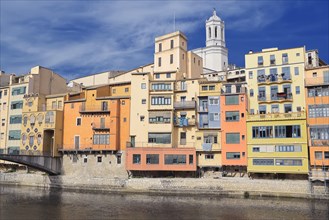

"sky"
[0,0,328,81]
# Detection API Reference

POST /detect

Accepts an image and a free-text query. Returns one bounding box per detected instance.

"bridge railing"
[0,149,53,157]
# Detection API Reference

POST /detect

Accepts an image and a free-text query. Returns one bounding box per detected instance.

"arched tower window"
[208,27,211,39]
[215,26,217,38]
[221,28,223,40]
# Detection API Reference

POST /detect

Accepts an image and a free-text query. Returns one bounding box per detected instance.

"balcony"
[60,144,115,151]
[198,106,208,112]
[247,111,306,121]
[305,77,329,87]
[174,101,195,109]
[257,75,292,85]
[92,121,110,131]
[173,117,196,127]
[258,93,292,103]
[79,105,110,114]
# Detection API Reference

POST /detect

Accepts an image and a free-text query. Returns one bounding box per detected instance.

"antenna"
[173,11,176,31]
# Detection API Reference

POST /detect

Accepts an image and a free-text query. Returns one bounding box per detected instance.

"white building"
[193,9,228,72]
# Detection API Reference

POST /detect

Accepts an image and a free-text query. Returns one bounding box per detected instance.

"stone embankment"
[1,172,328,199]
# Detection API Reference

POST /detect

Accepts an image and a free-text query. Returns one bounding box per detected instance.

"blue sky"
[0,0,328,80]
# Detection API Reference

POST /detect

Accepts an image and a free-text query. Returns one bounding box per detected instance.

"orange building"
[126,147,196,176]
[305,66,329,170]
[220,83,248,173]
[62,83,130,160]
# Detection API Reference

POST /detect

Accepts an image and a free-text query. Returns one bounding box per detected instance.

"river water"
[0,185,328,220]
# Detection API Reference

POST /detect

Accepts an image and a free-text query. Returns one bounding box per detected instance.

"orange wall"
[220,94,247,166]
[126,147,196,171]
[306,92,329,166]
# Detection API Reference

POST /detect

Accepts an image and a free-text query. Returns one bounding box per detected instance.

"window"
[141,83,147,89]
[29,134,34,146]
[275,159,302,166]
[97,156,102,163]
[275,125,301,138]
[148,133,171,144]
[45,112,54,124]
[226,152,241,159]
[325,152,329,159]
[113,89,116,94]
[282,53,288,64]
[123,117,127,122]
[225,95,239,105]
[313,72,317,77]
[93,134,110,145]
[142,99,146,104]
[209,98,219,105]
[275,145,301,152]
[165,154,186,164]
[296,86,300,95]
[149,115,170,124]
[30,115,35,126]
[37,134,42,145]
[189,155,194,164]
[253,159,274,166]
[252,126,273,138]
[270,55,276,65]
[158,57,161,67]
[226,133,240,144]
[166,73,171,78]
[58,101,63,109]
[11,101,23,109]
[248,71,253,79]
[308,104,329,118]
[76,118,81,126]
[84,157,88,163]
[225,111,239,121]
[155,73,160,79]
[296,53,300,56]
[11,86,26,96]
[182,54,185,60]
[271,105,279,113]
[151,96,171,105]
[133,154,141,164]
[22,133,27,145]
[209,85,215,91]
[117,155,121,164]
[257,56,263,66]
[9,115,22,124]
[140,116,145,121]
[201,86,208,91]
[125,88,129,92]
[250,89,254,97]
[151,83,172,91]
[205,154,214,159]
[9,130,20,140]
[72,155,78,163]
[170,39,174,49]
[294,67,299,75]
[282,67,291,80]
[209,113,219,121]
[1,119,5,126]
[71,103,74,109]
[252,147,260,152]
[4,90,7,96]
[310,126,329,141]
[146,154,159,164]
[308,86,329,97]
[204,135,217,144]
[52,101,57,109]
[170,54,173,64]
[159,43,162,52]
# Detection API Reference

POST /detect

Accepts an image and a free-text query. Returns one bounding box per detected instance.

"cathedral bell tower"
[206,9,225,48]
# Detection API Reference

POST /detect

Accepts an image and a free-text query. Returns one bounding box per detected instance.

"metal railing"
[0,149,52,156]
[173,117,196,127]
[247,111,306,121]
[79,105,110,113]
[311,140,329,146]
[92,121,111,130]
[59,144,115,151]
[258,93,293,102]
[257,75,292,84]
[173,101,196,109]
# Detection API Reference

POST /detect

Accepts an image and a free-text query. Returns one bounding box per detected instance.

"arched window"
[215,26,217,38]
[221,28,223,39]
[23,115,28,126]
[37,113,44,124]
[29,133,35,146]
[208,27,211,38]
[37,133,42,145]
[45,111,54,124]
[30,114,35,126]
[22,133,27,145]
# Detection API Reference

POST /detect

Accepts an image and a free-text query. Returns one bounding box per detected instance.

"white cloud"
[0,0,287,79]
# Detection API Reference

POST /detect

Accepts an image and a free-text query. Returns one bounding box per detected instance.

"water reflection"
[0,185,328,220]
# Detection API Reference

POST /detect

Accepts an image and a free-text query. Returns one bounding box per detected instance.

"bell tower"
[206,9,225,47]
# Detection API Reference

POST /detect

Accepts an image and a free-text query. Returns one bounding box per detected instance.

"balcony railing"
[173,101,196,109]
[247,111,306,121]
[92,121,110,131]
[79,106,110,113]
[60,144,114,151]
[311,139,329,146]
[173,118,196,127]
[202,143,213,151]
[305,77,329,86]
[258,93,293,103]
[257,75,292,84]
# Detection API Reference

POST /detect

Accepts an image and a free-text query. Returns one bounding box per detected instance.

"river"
[0,185,328,219]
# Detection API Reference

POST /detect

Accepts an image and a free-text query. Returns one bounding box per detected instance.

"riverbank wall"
[1,172,328,200]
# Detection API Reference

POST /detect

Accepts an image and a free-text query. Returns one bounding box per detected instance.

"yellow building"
[245,47,309,175]
[20,93,66,156]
